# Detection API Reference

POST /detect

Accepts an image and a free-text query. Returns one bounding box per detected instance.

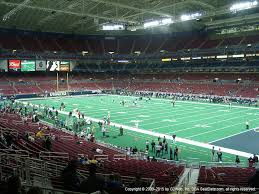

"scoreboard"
[0,59,71,72]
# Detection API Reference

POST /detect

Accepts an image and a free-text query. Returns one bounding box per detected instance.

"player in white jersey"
[107,111,111,125]
[229,102,232,109]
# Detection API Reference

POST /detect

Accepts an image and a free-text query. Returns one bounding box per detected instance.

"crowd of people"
[61,160,149,194]
[118,91,258,106]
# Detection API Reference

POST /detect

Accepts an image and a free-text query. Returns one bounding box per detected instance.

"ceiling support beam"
[1,1,137,24]
[3,0,31,21]
[88,0,171,17]
[123,0,215,19]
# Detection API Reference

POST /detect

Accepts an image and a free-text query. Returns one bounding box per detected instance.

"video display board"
[59,61,70,71]
[0,60,8,72]
[21,60,36,72]
[47,60,60,71]
[8,60,21,72]
[36,60,47,71]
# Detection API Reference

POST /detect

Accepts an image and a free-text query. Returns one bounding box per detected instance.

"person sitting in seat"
[62,160,80,192]
[248,168,259,189]
[80,163,105,194]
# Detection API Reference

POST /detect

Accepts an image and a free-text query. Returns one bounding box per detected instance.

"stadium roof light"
[181,13,202,21]
[144,20,159,28]
[102,24,124,31]
[161,18,173,25]
[143,18,173,28]
[82,51,88,56]
[230,1,258,12]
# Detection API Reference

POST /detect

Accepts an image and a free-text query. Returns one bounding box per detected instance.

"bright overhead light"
[230,1,258,12]
[181,13,202,21]
[102,24,124,30]
[144,20,159,28]
[144,18,173,28]
[161,18,172,25]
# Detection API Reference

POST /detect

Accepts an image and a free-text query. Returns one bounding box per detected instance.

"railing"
[0,149,29,157]
[199,161,247,167]
[59,135,75,141]
[113,154,127,160]
[175,167,194,194]
[94,154,109,160]
[0,154,155,193]
[39,151,70,160]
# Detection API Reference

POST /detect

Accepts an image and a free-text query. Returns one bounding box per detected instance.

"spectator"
[78,155,86,165]
[155,144,161,157]
[61,160,80,192]
[36,129,44,139]
[7,176,25,194]
[235,155,240,166]
[211,146,215,161]
[27,187,43,194]
[88,157,98,165]
[119,126,123,136]
[164,141,168,154]
[96,148,103,154]
[172,134,176,143]
[106,173,124,194]
[151,156,157,162]
[170,146,173,160]
[217,149,222,162]
[4,132,13,148]
[45,136,52,151]
[129,174,148,192]
[0,132,7,145]
[248,156,254,167]
[28,134,35,143]
[253,154,258,163]
[145,140,149,151]
[174,146,179,161]
[132,146,138,154]
[80,163,105,193]
[163,136,166,144]
[151,140,155,153]
[248,169,259,188]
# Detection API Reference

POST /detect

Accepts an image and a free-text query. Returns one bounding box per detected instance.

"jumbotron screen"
[47,60,60,71]
[0,60,8,72]
[21,60,36,72]
[60,61,70,71]
[8,60,21,72]
[36,60,47,71]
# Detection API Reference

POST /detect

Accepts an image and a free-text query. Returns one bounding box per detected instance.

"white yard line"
[112,104,221,123]
[140,106,249,129]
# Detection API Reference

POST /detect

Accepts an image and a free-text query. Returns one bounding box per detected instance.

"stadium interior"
[0,0,259,194]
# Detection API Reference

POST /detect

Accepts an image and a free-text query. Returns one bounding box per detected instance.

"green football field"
[22,94,259,164]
